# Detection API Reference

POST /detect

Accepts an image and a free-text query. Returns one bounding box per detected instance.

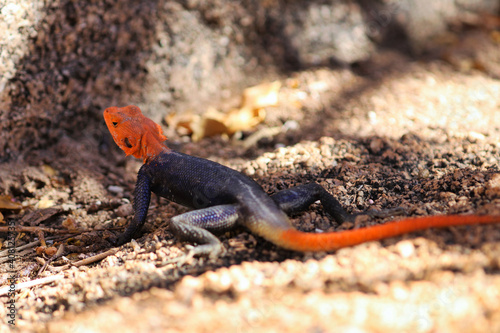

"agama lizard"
[104,105,500,256]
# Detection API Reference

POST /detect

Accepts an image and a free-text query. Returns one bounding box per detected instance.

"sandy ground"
[1,28,500,332]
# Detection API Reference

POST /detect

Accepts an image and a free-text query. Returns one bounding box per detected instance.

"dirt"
[1,8,500,333]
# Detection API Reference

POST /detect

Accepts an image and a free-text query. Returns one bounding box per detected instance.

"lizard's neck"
[140,132,170,163]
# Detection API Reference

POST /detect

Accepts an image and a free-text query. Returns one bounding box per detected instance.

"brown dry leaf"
[35,246,46,256]
[0,195,22,211]
[45,246,58,256]
[224,107,266,134]
[165,112,197,136]
[35,246,57,256]
[191,107,228,141]
[241,81,281,109]
[166,81,281,141]
[0,212,4,223]
[62,217,79,232]
[20,207,62,226]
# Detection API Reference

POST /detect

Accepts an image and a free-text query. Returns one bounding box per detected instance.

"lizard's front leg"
[169,204,240,257]
[117,172,152,245]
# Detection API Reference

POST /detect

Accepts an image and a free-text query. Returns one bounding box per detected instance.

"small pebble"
[116,204,133,217]
[108,185,124,194]
[395,240,415,258]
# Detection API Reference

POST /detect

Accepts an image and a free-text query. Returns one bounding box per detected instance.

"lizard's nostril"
[112,122,118,127]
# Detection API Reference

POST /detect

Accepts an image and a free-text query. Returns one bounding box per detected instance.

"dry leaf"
[0,195,22,211]
[35,246,46,256]
[45,246,58,256]
[21,207,62,226]
[165,112,197,136]
[224,107,266,134]
[35,246,58,256]
[191,107,228,141]
[62,217,79,232]
[166,81,281,141]
[241,81,281,109]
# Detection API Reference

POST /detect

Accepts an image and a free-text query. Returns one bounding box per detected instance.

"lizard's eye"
[112,121,118,127]
[124,137,133,148]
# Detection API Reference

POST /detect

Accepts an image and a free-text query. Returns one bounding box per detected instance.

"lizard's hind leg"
[271,183,404,224]
[169,204,240,258]
[271,183,354,223]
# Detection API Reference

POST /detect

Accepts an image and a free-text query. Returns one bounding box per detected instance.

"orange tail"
[277,215,500,252]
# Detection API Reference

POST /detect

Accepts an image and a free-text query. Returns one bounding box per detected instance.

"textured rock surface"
[1,0,498,159]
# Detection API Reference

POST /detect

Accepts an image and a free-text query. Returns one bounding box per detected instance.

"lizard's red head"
[103,105,168,162]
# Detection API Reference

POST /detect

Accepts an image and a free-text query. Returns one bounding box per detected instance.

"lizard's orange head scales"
[103,105,168,162]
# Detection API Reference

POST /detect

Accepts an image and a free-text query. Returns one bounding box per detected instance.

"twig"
[49,248,119,272]
[0,249,37,264]
[0,237,68,259]
[0,226,124,234]
[0,235,62,257]
[0,240,39,258]
[37,230,46,247]
[73,248,119,266]
[0,227,121,260]
[0,235,78,264]
[11,239,43,252]
[0,226,78,234]
[0,274,64,296]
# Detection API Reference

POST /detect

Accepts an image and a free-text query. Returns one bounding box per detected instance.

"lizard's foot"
[114,234,130,246]
[168,243,225,267]
[185,243,226,260]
